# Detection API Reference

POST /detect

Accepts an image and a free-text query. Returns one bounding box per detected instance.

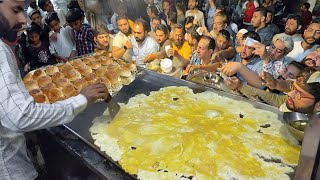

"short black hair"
[29,10,41,19]
[254,7,267,18]
[287,15,302,26]
[303,2,310,10]
[38,0,49,11]
[26,23,43,35]
[134,18,148,32]
[154,24,169,35]
[66,8,84,23]
[67,0,81,10]
[243,31,261,42]
[45,12,60,25]
[167,11,177,24]
[185,16,194,25]
[218,29,231,41]
[152,16,162,23]
[296,67,320,102]
[188,25,202,42]
[116,15,128,23]
[200,36,215,50]
[147,5,159,15]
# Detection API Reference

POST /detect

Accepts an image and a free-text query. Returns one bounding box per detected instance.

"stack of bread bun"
[23,55,137,103]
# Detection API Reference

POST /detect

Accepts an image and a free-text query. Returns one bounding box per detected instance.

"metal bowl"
[283,112,311,142]
[202,72,220,84]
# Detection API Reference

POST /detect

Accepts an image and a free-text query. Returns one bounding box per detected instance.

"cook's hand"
[125,40,133,49]
[224,76,242,91]
[49,31,57,42]
[251,42,268,61]
[219,62,242,76]
[261,71,277,89]
[185,64,199,74]
[144,54,157,63]
[80,83,109,105]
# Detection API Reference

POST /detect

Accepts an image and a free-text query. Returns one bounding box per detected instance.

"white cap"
[238,29,248,35]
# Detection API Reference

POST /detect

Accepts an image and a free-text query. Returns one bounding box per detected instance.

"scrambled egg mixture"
[91,86,300,179]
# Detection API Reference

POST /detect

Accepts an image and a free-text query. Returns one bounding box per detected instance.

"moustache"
[12,24,22,31]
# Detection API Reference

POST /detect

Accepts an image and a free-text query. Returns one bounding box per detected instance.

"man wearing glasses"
[224,68,320,114]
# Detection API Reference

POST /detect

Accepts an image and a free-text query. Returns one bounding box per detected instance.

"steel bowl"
[283,112,311,142]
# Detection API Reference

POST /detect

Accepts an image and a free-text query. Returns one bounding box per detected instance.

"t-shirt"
[112,31,133,62]
[172,41,192,60]
[185,10,205,27]
[49,26,76,58]
[26,40,57,69]
[286,41,319,62]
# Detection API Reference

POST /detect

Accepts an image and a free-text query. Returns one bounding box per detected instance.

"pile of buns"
[23,55,137,103]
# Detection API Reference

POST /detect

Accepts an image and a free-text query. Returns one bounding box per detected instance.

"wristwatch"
[123,46,128,50]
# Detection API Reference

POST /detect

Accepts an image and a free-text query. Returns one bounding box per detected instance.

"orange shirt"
[172,41,192,60]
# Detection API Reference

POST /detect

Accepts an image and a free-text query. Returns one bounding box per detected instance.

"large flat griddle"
[64,68,285,179]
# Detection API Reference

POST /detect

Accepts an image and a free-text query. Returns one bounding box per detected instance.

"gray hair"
[272,33,294,55]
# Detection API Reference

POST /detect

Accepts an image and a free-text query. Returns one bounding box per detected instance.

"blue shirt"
[131,35,159,66]
[235,56,263,83]
[189,51,200,65]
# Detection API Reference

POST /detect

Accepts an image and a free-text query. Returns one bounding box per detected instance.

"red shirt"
[243,1,256,24]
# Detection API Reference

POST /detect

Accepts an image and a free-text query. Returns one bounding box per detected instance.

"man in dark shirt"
[250,7,274,46]
[300,2,313,34]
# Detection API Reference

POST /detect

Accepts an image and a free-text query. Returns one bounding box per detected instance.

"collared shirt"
[235,56,263,82]
[256,26,274,46]
[131,35,159,66]
[172,40,192,60]
[286,40,319,62]
[49,26,76,58]
[0,39,88,180]
[263,56,294,79]
[74,24,95,56]
[267,23,280,35]
[189,50,200,65]
[112,31,133,62]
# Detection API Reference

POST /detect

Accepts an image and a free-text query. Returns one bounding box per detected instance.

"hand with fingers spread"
[224,76,242,91]
[219,62,242,76]
[185,64,200,74]
[251,42,269,62]
[261,71,277,89]
[80,83,110,105]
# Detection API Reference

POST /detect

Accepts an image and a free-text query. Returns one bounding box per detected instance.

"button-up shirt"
[0,39,88,180]
[235,56,263,83]
[74,24,95,56]
[131,35,159,66]
[256,26,274,46]
[263,56,294,79]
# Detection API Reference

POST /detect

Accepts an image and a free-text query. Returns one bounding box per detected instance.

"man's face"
[266,12,272,24]
[235,32,245,53]
[163,2,170,13]
[197,38,211,59]
[133,23,146,43]
[173,28,184,47]
[301,5,306,11]
[278,64,301,80]
[155,30,167,45]
[241,40,255,60]
[43,1,54,12]
[48,20,61,33]
[117,18,130,35]
[69,19,82,31]
[0,0,26,38]
[95,33,110,48]
[31,13,42,26]
[251,12,263,28]
[268,40,286,61]
[213,16,226,34]
[188,0,197,10]
[303,50,320,68]
[216,35,228,51]
[151,19,160,31]
[286,81,316,113]
[147,8,154,19]
[303,23,320,45]
[285,19,300,35]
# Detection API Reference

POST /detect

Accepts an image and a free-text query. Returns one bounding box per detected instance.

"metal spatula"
[105,94,120,120]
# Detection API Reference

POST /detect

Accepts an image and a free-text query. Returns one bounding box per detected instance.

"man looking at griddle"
[0,1,109,179]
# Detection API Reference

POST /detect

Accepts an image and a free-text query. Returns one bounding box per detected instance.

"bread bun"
[124,63,137,72]
[118,67,131,77]
[47,88,65,103]
[32,69,46,81]
[59,62,75,73]
[72,79,88,90]
[78,65,92,76]
[88,61,102,70]
[23,72,33,83]
[52,72,65,83]
[99,76,112,89]
[84,73,99,83]
[29,89,43,97]
[62,84,79,98]
[45,66,59,76]
[33,94,50,103]
[105,70,121,85]
[55,78,71,89]
[37,75,52,87]
[95,49,108,55]
[95,66,108,77]
[107,62,120,70]
[41,83,57,95]
[65,69,82,81]
[24,80,39,91]
[82,56,95,64]
[100,56,113,66]
[71,59,86,69]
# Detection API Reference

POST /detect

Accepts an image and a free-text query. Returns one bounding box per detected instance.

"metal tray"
[64,68,285,178]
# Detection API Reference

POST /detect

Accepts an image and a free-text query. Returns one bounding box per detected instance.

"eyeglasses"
[290,83,315,100]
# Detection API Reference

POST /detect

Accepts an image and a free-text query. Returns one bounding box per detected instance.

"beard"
[241,53,255,61]
[286,96,315,113]
[0,12,22,39]
[285,28,297,36]
[174,40,183,47]
[304,36,320,46]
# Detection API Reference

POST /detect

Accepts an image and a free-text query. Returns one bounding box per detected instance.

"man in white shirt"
[0,1,109,179]
[286,21,320,62]
[131,18,159,65]
[185,0,205,27]
[112,16,133,62]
